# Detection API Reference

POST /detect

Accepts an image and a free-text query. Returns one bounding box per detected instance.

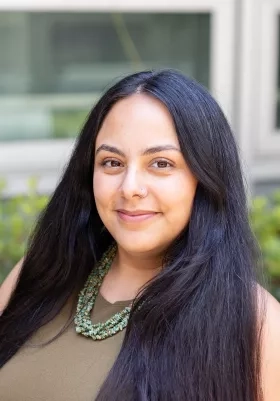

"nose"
[120,167,147,200]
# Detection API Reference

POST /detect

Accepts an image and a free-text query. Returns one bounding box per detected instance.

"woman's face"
[93,94,198,256]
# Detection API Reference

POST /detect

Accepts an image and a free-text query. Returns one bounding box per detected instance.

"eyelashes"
[150,160,173,169]
[100,158,174,170]
[101,159,122,168]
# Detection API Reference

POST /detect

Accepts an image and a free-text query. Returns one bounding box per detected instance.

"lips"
[117,209,156,216]
[116,209,158,223]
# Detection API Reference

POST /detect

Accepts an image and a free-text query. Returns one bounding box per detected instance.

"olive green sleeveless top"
[0,292,131,401]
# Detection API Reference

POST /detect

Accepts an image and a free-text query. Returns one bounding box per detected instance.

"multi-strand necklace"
[74,244,132,340]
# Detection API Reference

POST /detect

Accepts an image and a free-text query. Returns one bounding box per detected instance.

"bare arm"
[0,258,23,314]
[261,289,280,401]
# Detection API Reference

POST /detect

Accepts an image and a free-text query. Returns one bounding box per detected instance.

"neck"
[99,245,163,304]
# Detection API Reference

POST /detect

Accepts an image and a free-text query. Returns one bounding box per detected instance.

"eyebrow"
[95,144,181,157]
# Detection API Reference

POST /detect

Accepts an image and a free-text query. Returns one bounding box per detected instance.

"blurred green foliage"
[250,191,280,300]
[0,178,48,283]
[0,181,280,301]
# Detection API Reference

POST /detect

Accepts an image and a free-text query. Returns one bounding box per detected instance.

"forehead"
[95,93,180,148]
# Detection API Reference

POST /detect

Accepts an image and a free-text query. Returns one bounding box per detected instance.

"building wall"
[0,0,279,196]
[238,0,280,195]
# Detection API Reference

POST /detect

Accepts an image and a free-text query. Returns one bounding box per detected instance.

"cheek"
[155,175,197,209]
[157,176,197,230]
[93,172,113,207]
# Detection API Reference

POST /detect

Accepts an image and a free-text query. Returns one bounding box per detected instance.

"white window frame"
[0,0,235,195]
[257,0,280,155]
[223,0,280,183]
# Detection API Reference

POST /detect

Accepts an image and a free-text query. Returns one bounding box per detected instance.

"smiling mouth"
[116,210,158,223]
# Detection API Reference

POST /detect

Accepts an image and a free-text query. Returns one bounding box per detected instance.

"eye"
[101,159,123,168]
[150,159,174,169]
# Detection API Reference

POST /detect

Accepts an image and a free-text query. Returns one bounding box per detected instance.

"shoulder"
[0,258,23,314]
[257,285,280,401]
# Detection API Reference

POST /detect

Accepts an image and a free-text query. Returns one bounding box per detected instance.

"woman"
[0,69,279,401]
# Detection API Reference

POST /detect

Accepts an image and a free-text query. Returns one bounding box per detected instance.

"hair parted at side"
[0,69,264,401]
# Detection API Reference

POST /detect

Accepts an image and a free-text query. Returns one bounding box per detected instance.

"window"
[0,1,235,195]
[0,12,210,141]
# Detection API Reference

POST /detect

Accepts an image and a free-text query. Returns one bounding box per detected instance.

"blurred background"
[0,0,279,298]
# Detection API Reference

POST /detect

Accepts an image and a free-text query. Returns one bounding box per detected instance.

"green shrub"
[0,180,280,301]
[0,178,48,283]
[250,191,280,300]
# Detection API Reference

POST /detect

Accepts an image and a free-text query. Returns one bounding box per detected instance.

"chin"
[114,234,169,256]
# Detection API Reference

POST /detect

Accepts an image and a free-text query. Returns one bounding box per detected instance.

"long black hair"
[0,70,264,400]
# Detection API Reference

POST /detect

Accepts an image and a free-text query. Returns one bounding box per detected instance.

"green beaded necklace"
[74,244,132,340]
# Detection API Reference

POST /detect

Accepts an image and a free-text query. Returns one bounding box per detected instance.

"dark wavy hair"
[0,70,264,401]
